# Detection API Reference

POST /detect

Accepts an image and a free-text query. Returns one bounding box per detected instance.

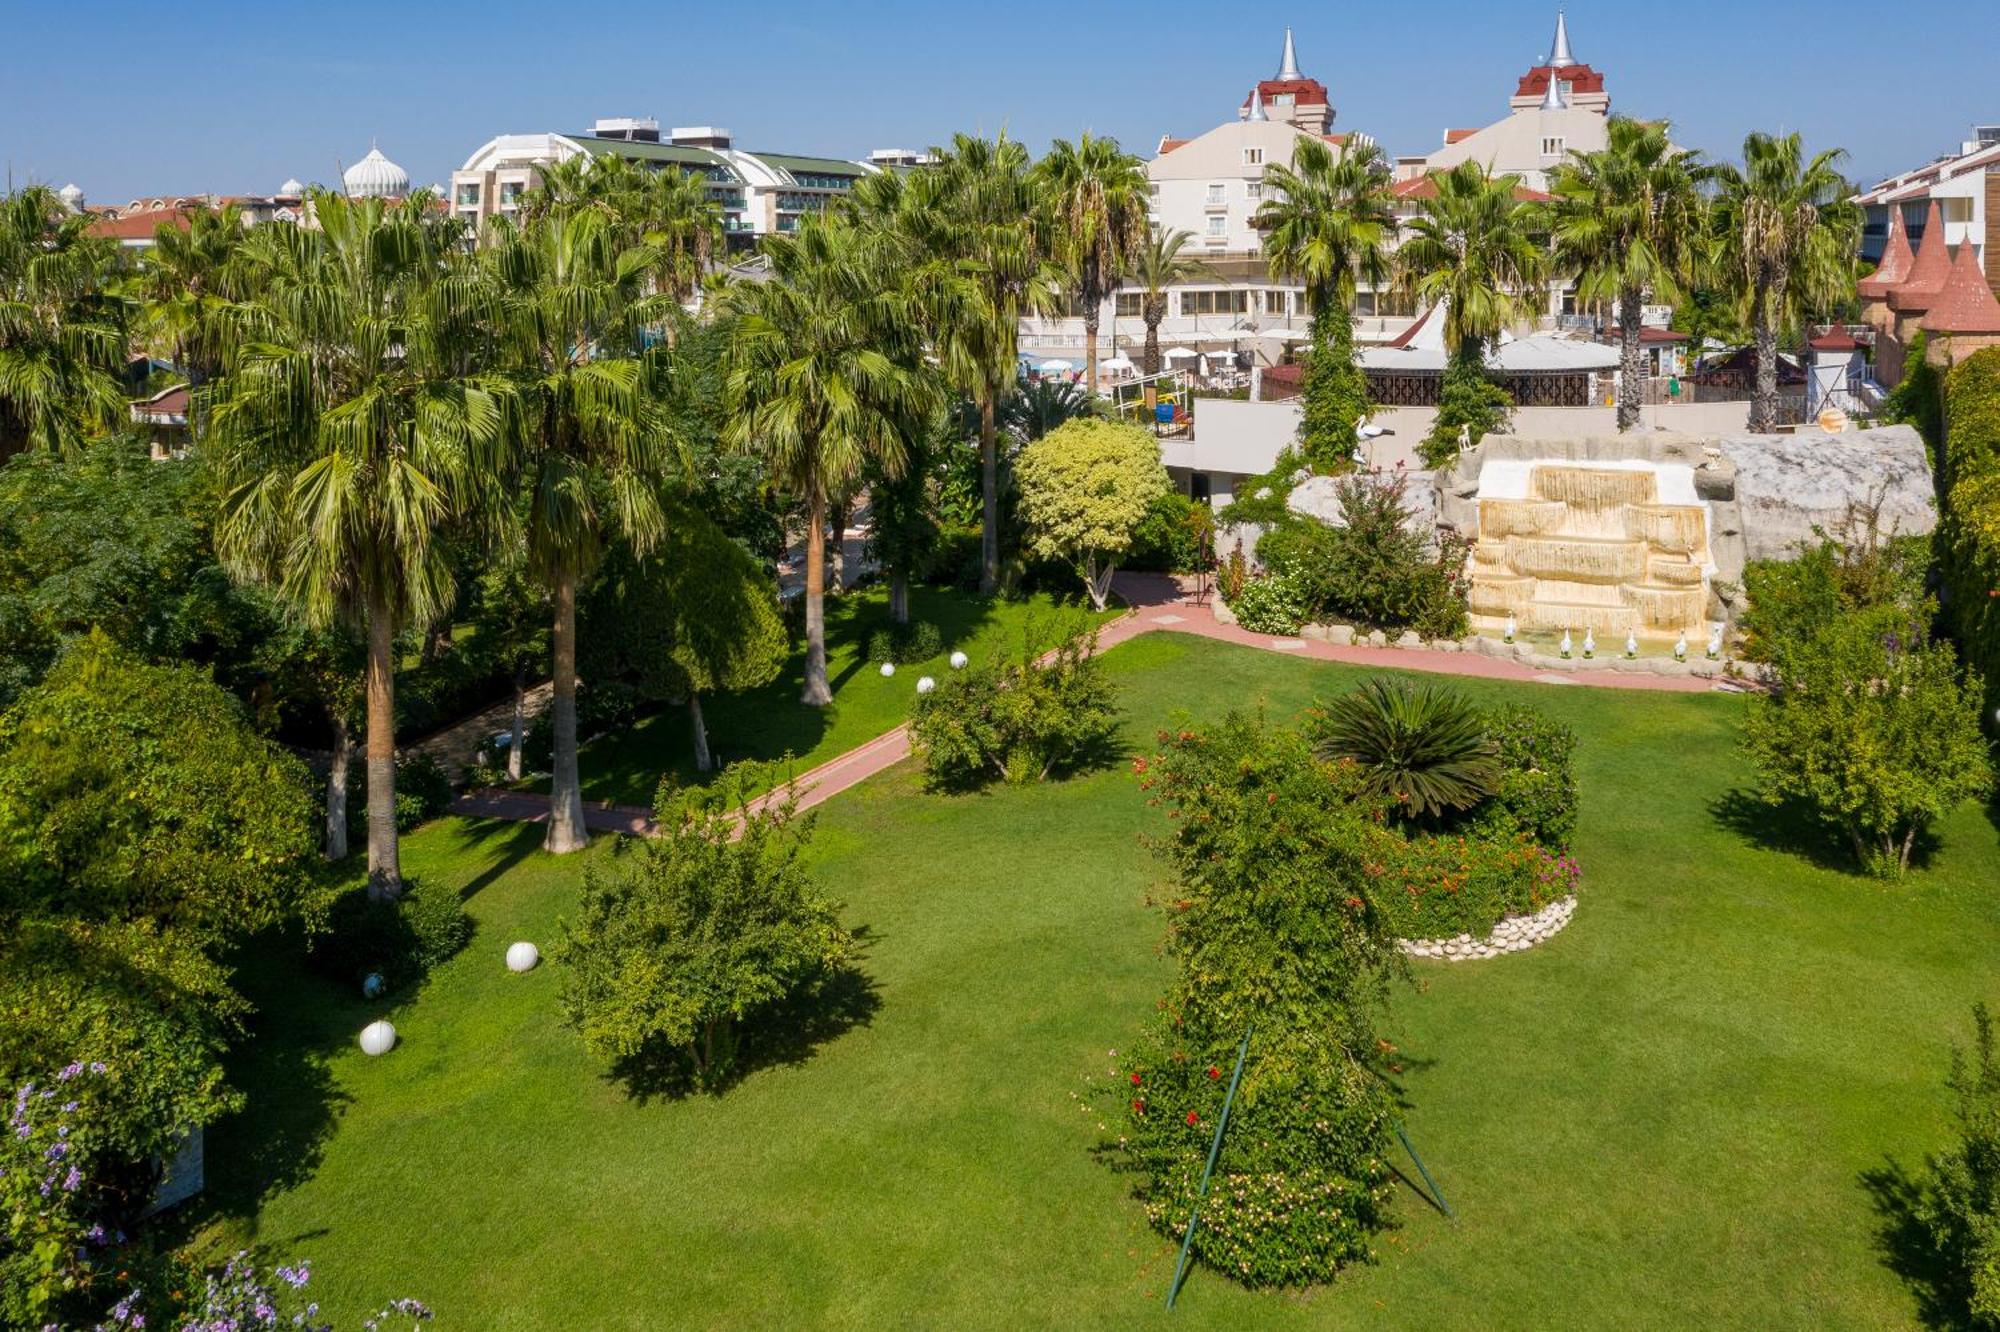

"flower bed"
[1398,893,1578,962]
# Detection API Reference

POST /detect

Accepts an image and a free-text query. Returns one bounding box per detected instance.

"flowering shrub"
[1226,572,1311,635]
[2,1063,110,1327]
[91,1251,431,1331]
[1366,831,1578,940]
[1466,704,1580,850]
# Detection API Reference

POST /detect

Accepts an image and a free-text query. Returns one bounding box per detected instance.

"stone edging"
[1397,895,1576,962]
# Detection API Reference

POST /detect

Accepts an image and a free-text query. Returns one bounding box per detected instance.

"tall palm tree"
[130,204,251,388]
[923,133,1061,595]
[487,206,677,853]
[208,190,509,899]
[0,186,127,458]
[638,165,725,317]
[1399,161,1548,361]
[1129,228,1217,375]
[1257,138,1395,465]
[1712,132,1859,432]
[1549,117,1710,431]
[720,216,937,705]
[1033,133,1149,395]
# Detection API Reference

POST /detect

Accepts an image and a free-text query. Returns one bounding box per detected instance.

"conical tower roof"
[1922,237,2000,335]
[1856,203,1914,300]
[1277,27,1301,80]
[1548,9,1576,66]
[1888,200,1953,312]
[1246,86,1268,122]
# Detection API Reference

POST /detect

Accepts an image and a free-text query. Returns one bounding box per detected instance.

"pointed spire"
[1890,200,1954,311]
[1247,86,1268,122]
[1923,237,2000,335]
[1540,71,1568,111]
[1277,27,1301,80]
[1548,9,1575,67]
[1857,203,1916,299]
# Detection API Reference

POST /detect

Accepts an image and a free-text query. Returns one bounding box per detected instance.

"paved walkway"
[451,572,1719,836]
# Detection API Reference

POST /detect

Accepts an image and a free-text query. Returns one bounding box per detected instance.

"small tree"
[1422,353,1513,467]
[1915,1004,2000,1328]
[1015,418,1168,610]
[909,617,1116,790]
[554,768,854,1090]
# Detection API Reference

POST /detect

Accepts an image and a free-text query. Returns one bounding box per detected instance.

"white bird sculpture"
[1582,629,1596,659]
[1624,630,1638,659]
[1503,614,1516,643]
[1673,632,1688,662]
[1560,630,1574,659]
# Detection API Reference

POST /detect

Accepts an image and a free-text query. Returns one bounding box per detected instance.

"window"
[1115,292,1144,317]
[1262,290,1289,315]
[1205,215,1227,237]
[1206,182,1226,204]
[1541,136,1566,157]
[1242,147,1264,166]
[454,182,481,207]
[1245,182,1263,202]
[1180,289,1249,316]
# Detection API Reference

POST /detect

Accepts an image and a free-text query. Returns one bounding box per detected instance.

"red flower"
[1185,1111,1199,1125]
[1130,1071,1143,1086]
[1207,1065,1221,1080]
[1132,1098,1146,1114]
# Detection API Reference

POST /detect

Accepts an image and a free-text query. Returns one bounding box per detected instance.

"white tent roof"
[1359,304,1618,374]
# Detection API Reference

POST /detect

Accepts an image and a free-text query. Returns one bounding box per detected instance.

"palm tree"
[1549,117,1710,431]
[1129,229,1217,375]
[1257,138,1395,466]
[0,186,127,458]
[487,206,677,853]
[1312,678,1499,821]
[208,190,509,899]
[924,133,1061,595]
[1399,161,1549,360]
[1712,132,1859,432]
[1033,134,1149,395]
[638,165,725,317]
[721,216,936,705]
[130,204,249,388]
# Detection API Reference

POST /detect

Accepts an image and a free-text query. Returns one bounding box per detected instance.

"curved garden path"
[450,571,1723,837]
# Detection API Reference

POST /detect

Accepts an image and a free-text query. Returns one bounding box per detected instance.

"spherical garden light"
[506,941,540,973]
[916,676,936,695]
[358,1020,397,1057]
[879,661,896,678]
[949,650,969,670]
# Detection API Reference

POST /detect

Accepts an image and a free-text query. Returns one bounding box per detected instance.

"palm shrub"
[909,617,1115,789]
[1309,678,1500,821]
[1106,713,1399,1286]
[1915,1004,2000,1328]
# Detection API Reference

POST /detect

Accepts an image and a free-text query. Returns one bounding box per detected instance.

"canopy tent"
[1100,354,1136,372]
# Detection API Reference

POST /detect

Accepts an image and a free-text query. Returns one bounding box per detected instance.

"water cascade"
[1468,461,1713,641]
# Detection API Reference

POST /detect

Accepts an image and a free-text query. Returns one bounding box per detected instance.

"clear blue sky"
[3,0,1992,203]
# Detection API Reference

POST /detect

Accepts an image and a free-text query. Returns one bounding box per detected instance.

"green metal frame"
[1165,1023,1254,1310]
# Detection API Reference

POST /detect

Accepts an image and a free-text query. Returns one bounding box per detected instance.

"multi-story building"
[1861,197,2000,386]
[1853,127,2000,294]
[449,119,879,244]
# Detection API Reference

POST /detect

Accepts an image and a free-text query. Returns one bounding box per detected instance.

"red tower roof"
[1856,203,1914,300]
[1513,64,1607,99]
[1922,239,2000,335]
[1240,77,1331,110]
[1888,200,1953,312]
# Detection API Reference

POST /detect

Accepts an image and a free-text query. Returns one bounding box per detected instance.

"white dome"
[343,145,409,199]
[57,182,84,210]
[279,177,305,196]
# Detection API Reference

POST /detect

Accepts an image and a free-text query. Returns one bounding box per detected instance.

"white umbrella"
[1036,358,1074,372]
[1162,346,1199,361]
[1101,354,1135,371]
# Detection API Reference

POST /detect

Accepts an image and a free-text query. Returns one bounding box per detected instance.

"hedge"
[1939,349,2000,726]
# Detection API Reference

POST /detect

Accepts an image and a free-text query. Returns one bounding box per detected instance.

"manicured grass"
[569,584,1111,806]
[192,633,2000,1328]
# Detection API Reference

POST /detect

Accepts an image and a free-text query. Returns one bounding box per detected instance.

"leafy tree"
[580,512,787,772]
[721,216,935,704]
[1548,117,1710,431]
[1399,161,1545,462]
[1014,417,1168,609]
[1712,132,1860,432]
[1309,677,1501,820]
[1254,470,1470,637]
[1914,1004,2000,1328]
[0,186,127,458]
[1129,229,1217,376]
[208,190,508,900]
[1033,133,1149,394]
[1258,139,1394,470]
[487,205,677,853]
[909,617,1116,789]
[555,769,854,1090]
[864,406,947,625]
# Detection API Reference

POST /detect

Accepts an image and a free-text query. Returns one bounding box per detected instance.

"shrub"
[346,751,458,840]
[524,680,640,771]
[1469,704,1580,849]
[1106,714,1399,1287]
[1015,418,1170,609]
[1309,678,1500,821]
[310,878,472,992]
[1940,349,2000,728]
[1126,491,1214,574]
[909,617,1117,790]
[1914,1004,2000,1328]
[1228,571,1311,635]
[1366,829,1578,940]
[1257,472,1469,639]
[554,769,854,1091]
[866,620,944,664]
[1215,448,1303,528]
[1218,546,1251,604]
[1421,353,1512,468]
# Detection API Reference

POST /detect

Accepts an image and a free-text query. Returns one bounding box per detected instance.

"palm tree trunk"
[1617,286,1644,432]
[890,570,910,625]
[1751,295,1780,433]
[325,712,350,862]
[689,690,712,772]
[363,594,401,901]
[545,568,589,853]
[978,390,1000,597]
[827,494,849,592]
[802,490,833,706]
[507,665,526,782]
[1144,314,1162,378]
[1083,305,1101,397]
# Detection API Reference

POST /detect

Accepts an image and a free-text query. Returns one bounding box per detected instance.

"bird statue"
[1706,626,1723,660]
[1624,630,1638,659]
[1503,614,1516,643]
[1673,631,1688,662]
[1582,629,1596,659]
[1560,629,1574,659]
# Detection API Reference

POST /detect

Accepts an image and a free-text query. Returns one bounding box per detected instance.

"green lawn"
[193,633,2000,1328]
[569,584,1111,806]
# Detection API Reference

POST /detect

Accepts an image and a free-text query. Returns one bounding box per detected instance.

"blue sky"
[2,0,1992,202]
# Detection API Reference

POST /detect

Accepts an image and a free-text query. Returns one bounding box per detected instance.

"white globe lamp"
[879,661,896,678]
[916,676,936,695]
[949,650,969,670]
[506,941,540,973]
[358,1020,397,1057]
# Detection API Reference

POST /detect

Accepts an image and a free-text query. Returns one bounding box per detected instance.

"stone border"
[1397,895,1576,962]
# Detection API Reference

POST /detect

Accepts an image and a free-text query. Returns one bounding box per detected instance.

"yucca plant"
[1312,678,1500,819]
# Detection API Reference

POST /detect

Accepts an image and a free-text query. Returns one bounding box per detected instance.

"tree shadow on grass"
[1860,1157,1975,1330]
[439,816,544,901]
[1709,788,1946,876]
[605,933,882,1104]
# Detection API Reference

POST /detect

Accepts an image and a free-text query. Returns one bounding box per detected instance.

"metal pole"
[1394,1121,1454,1220]
[1166,1022,1254,1310]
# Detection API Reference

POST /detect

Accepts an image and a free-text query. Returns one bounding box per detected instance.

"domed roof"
[342,144,409,199]
[279,177,305,197]
[57,182,84,209]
